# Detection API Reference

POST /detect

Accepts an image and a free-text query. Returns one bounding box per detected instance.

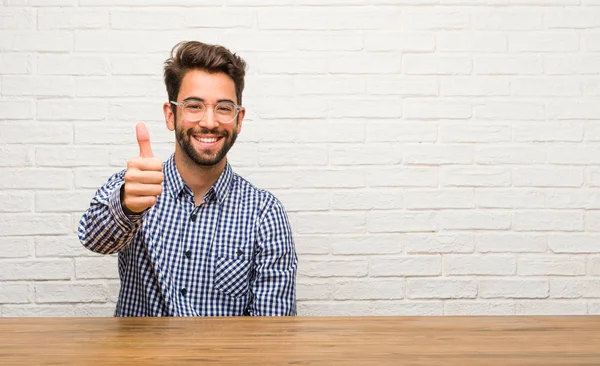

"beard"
[175,120,238,167]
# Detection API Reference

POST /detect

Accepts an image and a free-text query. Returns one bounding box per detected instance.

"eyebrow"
[182,97,236,104]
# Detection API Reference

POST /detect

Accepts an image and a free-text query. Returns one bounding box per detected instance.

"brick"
[512,77,580,96]
[75,257,118,279]
[407,279,477,299]
[364,32,434,52]
[35,190,96,213]
[294,76,364,95]
[330,98,403,118]
[549,234,600,253]
[0,8,34,30]
[37,55,107,76]
[475,189,545,209]
[545,55,600,75]
[518,256,585,276]
[474,101,544,120]
[477,233,547,253]
[442,167,510,187]
[368,211,438,233]
[404,99,471,119]
[293,235,330,255]
[297,301,443,316]
[0,191,34,213]
[76,76,163,97]
[474,55,542,75]
[76,31,213,53]
[480,279,548,299]
[256,54,328,75]
[74,304,115,317]
[297,280,332,301]
[36,147,109,167]
[222,31,293,52]
[0,169,72,189]
[37,99,107,121]
[513,211,583,232]
[0,214,70,235]
[405,234,474,254]
[545,9,600,29]
[401,9,469,30]
[294,32,363,51]
[38,8,108,30]
[2,76,74,97]
[0,284,31,304]
[0,54,32,74]
[404,145,471,165]
[547,100,600,119]
[548,144,600,165]
[510,32,578,52]
[370,256,440,277]
[0,237,32,258]
[589,257,600,275]
[331,189,403,210]
[0,146,32,167]
[299,259,368,277]
[404,55,471,75]
[0,122,72,144]
[292,212,366,234]
[0,260,72,280]
[258,145,328,166]
[516,301,587,315]
[35,282,107,303]
[367,76,437,96]
[445,301,515,316]
[437,32,507,52]
[255,97,327,119]
[471,9,542,30]
[441,211,511,230]
[367,123,437,143]
[110,55,164,76]
[550,279,600,298]
[1,305,74,317]
[547,189,600,209]
[80,0,220,4]
[5,0,75,4]
[445,255,515,275]
[513,167,583,188]
[583,78,600,96]
[584,33,600,52]
[333,279,404,300]
[476,146,545,164]
[330,234,403,255]
[440,77,510,96]
[110,9,184,30]
[514,122,583,142]
[36,235,97,258]
[367,167,438,188]
[0,31,72,52]
[405,189,474,209]
[274,190,329,212]
[258,8,401,30]
[330,144,402,165]
[329,53,401,74]
[0,100,34,120]
[588,211,600,231]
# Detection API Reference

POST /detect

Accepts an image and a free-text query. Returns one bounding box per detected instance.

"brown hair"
[163,41,247,108]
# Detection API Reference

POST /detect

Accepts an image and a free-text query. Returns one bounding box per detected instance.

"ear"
[235,107,245,134]
[163,102,175,131]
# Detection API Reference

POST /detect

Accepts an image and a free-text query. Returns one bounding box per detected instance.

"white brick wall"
[1,1,600,317]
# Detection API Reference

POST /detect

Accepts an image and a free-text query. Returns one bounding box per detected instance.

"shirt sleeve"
[78,170,146,255]
[249,197,298,316]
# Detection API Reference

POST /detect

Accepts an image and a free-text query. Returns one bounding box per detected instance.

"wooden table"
[1,316,599,365]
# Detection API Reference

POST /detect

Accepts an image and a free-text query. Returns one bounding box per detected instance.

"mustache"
[186,128,228,137]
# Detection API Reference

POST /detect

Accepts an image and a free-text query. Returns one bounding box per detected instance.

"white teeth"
[195,137,218,143]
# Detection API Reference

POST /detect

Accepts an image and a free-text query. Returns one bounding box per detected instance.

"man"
[78,41,297,317]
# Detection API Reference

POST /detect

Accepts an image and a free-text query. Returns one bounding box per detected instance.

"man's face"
[164,69,244,167]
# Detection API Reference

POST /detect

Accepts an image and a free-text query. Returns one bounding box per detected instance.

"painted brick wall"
[1,1,600,317]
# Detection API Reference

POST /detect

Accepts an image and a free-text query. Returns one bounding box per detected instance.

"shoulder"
[230,171,287,216]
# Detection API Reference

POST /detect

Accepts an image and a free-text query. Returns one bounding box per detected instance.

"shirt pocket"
[213,255,252,298]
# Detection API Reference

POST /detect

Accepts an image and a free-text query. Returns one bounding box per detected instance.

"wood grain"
[1,316,599,365]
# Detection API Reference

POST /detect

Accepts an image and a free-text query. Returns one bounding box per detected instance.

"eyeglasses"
[170,100,242,124]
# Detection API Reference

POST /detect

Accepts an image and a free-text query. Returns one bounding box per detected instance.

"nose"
[198,107,219,129]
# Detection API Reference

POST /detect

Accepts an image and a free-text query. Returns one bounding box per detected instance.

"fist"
[121,123,165,214]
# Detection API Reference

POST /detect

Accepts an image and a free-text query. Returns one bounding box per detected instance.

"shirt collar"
[164,154,233,204]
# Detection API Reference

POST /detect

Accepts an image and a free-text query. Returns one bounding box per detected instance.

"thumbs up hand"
[121,123,165,215]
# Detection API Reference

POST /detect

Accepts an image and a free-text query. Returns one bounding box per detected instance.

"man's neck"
[174,150,226,205]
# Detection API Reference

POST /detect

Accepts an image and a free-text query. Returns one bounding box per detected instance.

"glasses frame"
[170,100,243,124]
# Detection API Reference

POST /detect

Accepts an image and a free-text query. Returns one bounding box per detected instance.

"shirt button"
[190,214,197,222]
[180,288,187,296]
[185,250,191,258]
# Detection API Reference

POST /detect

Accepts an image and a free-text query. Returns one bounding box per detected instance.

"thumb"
[136,122,154,158]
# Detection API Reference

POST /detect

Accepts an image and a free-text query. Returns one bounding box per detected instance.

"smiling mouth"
[192,135,224,146]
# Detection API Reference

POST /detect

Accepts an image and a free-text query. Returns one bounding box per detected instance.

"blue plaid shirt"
[78,155,297,317]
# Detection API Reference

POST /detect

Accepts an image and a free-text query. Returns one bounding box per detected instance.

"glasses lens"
[183,102,205,122]
[215,103,237,124]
